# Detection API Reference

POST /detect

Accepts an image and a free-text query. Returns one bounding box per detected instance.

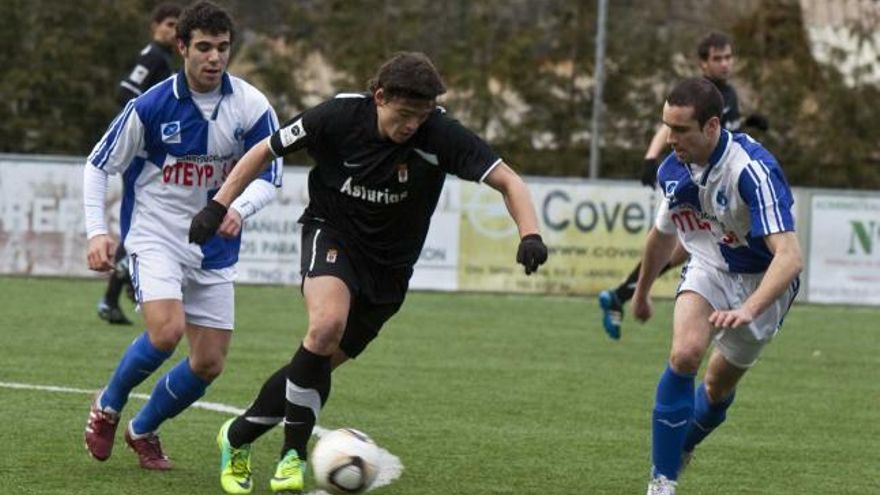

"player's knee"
[669,348,702,374]
[188,354,225,381]
[148,320,186,351]
[304,322,345,355]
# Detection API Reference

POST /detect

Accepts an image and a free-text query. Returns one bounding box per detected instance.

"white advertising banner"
[0,157,107,277]
[0,158,460,291]
[807,194,880,305]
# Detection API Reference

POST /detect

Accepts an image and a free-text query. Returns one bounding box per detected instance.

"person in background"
[97,2,181,325]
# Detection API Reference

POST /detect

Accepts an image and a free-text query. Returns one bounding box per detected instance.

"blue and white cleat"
[598,290,623,340]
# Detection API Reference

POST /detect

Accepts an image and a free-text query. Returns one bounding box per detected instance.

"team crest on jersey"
[664,180,679,199]
[326,249,338,263]
[715,189,729,208]
[234,125,245,142]
[161,121,182,143]
[397,164,408,183]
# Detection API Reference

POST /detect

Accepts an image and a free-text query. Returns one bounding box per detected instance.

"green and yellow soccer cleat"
[270,449,306,494]
[217,418,253,494]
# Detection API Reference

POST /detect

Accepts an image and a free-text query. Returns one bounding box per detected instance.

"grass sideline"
[1,276,878,494]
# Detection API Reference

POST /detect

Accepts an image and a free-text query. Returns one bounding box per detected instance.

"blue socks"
[683,382,735,453]
[652,365,695,481]
[130,357,209,435]
[100,332,172,412]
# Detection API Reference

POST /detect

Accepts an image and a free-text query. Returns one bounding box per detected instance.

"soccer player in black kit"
[598,31,769,340]
[189,52,548,494]
[97,2,181,325]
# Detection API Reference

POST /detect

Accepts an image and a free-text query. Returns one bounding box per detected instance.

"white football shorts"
[677,258,800,368]
[128,248,236,330]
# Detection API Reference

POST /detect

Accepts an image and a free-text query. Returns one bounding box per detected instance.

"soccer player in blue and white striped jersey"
[631,78,802,495]
[82,1,282,474]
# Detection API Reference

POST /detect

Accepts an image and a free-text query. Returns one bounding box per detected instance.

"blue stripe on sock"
[652,365,695,481]
[131,358,209,435]
[101,332,172,412]
[683,382,735,452]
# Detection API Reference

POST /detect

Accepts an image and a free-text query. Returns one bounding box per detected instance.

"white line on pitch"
[0,381,403,493]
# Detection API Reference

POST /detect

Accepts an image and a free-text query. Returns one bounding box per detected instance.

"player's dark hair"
[151,2,181,24]
[697,31,731,60]
[368,52,446,101]
[176,1,234,46]
[667,77,723,127]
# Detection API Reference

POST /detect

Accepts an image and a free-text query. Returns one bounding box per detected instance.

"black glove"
[743,113,769,132]
[188,199,228,245]
[640,158,658,189]
[516,233,548,275]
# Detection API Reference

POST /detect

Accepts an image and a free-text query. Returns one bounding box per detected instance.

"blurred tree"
[0,0,877,189]
[0,0,149,154]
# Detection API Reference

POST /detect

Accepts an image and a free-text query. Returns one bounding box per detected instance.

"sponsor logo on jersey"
[397,164,408,183]
[339,177,408,204]
[161,153,234,187]
[278,119,306,148]
[326,249,338,263]
[343,160,363,168]
[160,121,182,143]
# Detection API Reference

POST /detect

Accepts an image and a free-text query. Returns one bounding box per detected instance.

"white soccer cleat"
[646,475,677,495]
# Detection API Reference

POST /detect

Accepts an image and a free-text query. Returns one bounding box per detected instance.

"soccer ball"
[311,428,380,494]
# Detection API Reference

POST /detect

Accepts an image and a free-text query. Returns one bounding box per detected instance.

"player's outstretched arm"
[632,227,678,321]
[709,231,802,329]
[189,138,274,244]
[483,161,548,275]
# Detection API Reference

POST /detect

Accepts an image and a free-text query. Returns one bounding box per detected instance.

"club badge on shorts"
[397,164,408,183]
[326,249,338,263]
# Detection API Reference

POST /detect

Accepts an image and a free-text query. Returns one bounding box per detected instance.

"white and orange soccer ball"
[311,428,380,494]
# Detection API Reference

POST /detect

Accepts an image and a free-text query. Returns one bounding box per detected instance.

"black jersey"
[117,42,174,106]
[269,94,500,267]
[711,78,741,130]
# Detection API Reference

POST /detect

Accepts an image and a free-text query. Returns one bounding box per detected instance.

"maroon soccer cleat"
[84,392,120,461]
[124,424,173,470]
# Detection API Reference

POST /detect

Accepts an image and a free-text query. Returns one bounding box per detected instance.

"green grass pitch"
[1,276,878,494]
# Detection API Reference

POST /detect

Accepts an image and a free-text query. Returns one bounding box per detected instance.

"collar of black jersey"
[699,128,731,185]
[172,71,233,100]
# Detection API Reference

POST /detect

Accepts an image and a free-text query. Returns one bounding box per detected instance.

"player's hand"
[189,199,227,245]
[87,234,117,272]
[217,208,243,238]
[743,113,769,132]
[640,158,658,189]
[709,307,755,329]
[516,233,548,275]
[632,295,653,322]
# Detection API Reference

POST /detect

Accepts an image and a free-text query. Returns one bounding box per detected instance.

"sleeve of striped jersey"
[737,161,795,237]
[654,196,676,234]
[86,100,145,174]
[82,162,110,239]
[231,178,277,220]
[244,107,283,187]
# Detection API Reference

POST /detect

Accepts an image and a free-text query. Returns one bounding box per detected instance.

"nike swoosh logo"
[236,480,251,489]
[343,161,363,168]
[656,418,688,428]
